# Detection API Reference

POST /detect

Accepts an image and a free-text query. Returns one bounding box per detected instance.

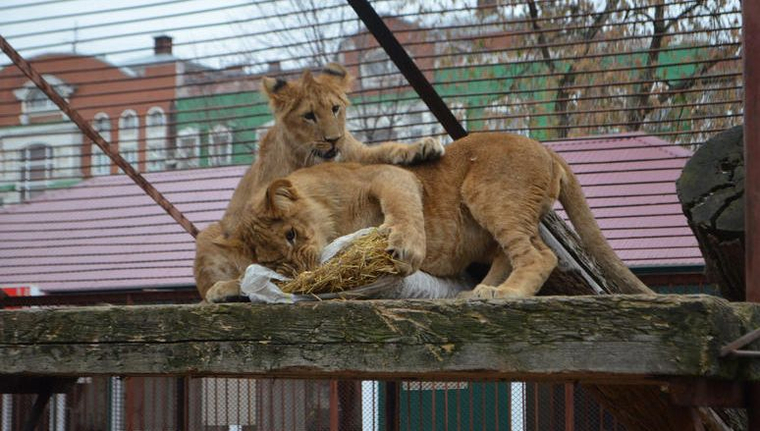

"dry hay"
[277,229,402,295]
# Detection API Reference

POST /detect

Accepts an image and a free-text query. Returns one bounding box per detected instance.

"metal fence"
[0,376,627,431]
[0,1,745,429]
[0,0,743,293]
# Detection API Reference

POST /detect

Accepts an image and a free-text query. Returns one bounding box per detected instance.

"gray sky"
[0,0,485,72]
[0,0,286,68]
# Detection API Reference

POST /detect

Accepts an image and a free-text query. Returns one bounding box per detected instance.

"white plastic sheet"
[240,228,474,303]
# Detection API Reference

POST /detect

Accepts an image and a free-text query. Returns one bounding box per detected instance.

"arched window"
[208,125,233,166]
[25,88,57,114]
[13,75,74,124]
[91,113,111,176]
[175,127,200,169]
[20,143,53,201]
[119,110,139,169]
[145,107,166,172]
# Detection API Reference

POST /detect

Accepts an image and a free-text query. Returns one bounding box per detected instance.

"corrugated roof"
[547,133,699,268]
[0,133,700,293]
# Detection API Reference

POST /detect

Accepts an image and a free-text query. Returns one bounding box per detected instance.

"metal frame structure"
[743,0,760,427]
[0,0,756,429]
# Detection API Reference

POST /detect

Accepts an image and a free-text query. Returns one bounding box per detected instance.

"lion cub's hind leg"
[461,180,558,299]
[458,250,512,299]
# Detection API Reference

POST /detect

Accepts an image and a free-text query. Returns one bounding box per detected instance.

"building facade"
[0,37,180,205]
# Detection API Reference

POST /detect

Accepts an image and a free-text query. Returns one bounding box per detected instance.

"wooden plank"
[0,295,754,382]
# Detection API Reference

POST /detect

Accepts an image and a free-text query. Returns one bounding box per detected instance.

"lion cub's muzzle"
[313,142,339,160]
[313,135,344,160]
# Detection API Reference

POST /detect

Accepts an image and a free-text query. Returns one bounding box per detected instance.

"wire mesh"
[0,378,631,431]
[0,0,740,294]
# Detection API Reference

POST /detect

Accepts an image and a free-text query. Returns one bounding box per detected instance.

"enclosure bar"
[0,36,199,238]
[743,1,760,427]
[745,0,760,304]
[21,384,52,431]
[345,0,467,140]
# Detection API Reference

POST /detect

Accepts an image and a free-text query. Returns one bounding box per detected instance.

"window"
[208,125,232,166]
[13,75,74,124]
[91,113,111,176]
[145,107,166,172]
[175,128,200,169]
[20,144,53,201]
[119,110,139,169]
[25,88,57,114]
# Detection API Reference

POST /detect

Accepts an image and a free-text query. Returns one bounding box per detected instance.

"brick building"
[0,36,185,205]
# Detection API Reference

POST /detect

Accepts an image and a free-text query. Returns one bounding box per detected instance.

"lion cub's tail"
[551,152,652,294]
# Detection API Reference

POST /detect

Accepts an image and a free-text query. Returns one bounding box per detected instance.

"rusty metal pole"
[0,36,198,239]
[744,0,760,429]
[745,0,760,303]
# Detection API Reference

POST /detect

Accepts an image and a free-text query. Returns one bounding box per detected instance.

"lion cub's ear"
[211,234,244,251]
[320,63,352,91]
[262,76,290,109]
[265,179,299,215]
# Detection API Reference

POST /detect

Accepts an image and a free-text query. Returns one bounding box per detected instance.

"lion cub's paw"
[379,224,425,276]
[404,137,445,164]
[458,284,530,300]
[205,279,245,303]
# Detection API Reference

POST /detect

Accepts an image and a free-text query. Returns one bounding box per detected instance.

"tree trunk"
[676,125,745,301]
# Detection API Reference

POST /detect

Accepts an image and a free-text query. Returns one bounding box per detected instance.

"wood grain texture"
[0,295,754,382]
[676,125,745,301]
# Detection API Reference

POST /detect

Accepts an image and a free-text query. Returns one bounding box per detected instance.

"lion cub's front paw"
[407,137,445,164]
[379,225,425,276]
[458,284,530,300]
[205,279,245,303]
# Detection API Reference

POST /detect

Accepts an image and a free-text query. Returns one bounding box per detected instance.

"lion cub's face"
[239,179,330,277]
[262,63,352,164]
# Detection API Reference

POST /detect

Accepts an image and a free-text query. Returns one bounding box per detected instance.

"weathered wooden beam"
[0,295,755,383]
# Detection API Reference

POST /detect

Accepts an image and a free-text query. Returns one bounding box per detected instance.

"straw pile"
[277,229,402,295]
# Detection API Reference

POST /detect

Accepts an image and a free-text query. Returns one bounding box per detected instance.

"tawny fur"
[194,63,445,301]
[237,132,649,299]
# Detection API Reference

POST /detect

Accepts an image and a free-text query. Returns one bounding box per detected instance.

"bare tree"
[514,0,741,143]
[230,0,440,144]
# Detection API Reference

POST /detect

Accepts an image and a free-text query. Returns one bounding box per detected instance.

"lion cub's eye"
[332,105,340,115]
[303,112,316,122]
[285,228,297,244]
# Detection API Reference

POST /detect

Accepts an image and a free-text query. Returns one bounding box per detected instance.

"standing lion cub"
[232,132,648,298]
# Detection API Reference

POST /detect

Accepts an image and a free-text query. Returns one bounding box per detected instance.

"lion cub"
[195,63,445,301]
[235,132,648,298]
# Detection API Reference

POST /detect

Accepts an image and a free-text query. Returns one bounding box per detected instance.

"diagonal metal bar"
[345,0,607,294]
[0,35,199,238]
[346,0,467,140]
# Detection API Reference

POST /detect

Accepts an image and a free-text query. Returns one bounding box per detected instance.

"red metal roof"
[0,133,700,293]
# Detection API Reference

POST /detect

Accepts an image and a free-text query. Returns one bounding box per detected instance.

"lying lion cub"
[234,132,648,298]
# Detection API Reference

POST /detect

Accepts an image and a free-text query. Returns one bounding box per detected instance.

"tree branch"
[526,0,555,73]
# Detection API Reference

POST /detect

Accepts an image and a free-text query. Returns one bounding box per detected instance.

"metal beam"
[345,0,467,140]
[744,0,760,304]
[743,1,760,427]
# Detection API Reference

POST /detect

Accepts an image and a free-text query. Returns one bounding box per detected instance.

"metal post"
[564,383,574,431]
[744,1,760,429]
[22,386,53,431]
[383,382,399,431]
[745,0,760,304]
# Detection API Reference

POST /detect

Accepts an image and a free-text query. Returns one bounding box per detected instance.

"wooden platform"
[0,294,757,383]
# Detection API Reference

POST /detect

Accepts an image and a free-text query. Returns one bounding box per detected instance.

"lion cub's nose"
[324,135,342,144]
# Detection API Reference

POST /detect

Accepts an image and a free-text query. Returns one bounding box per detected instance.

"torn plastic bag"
[240,228,474,303]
